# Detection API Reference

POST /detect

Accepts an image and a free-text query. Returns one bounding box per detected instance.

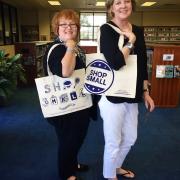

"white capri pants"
[98,96,138,178]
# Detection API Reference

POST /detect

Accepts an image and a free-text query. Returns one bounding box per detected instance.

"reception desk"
[148,44,180,107]
[79,41,97,54]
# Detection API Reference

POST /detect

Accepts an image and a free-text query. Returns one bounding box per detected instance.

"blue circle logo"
[84,59,114,94]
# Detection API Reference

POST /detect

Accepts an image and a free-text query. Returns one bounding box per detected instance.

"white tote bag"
[83,24,137,98]
[35,44,92,118]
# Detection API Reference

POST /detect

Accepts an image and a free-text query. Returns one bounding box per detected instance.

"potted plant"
[0,50,26,106]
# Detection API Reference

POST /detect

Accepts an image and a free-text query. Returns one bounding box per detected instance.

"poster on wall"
[165,65,174,78]
[174,65,180,78]
[156,65,174,78]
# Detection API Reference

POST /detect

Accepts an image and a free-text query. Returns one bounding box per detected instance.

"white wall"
[17,9,39,42]
[38,11,51,41]
[18,10,180,41]
[129,11,180,26]
[19,10,38,25]
[0,45,15,56]
[142,11,180,26]
[129,12,143,26]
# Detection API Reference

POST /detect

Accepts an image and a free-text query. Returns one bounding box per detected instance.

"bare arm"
[143,80,155,112]
[61,39,77,77]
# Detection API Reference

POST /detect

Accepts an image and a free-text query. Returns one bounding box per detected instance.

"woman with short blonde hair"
[98,0,155,179]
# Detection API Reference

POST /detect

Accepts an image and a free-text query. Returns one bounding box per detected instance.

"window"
[0,3,3,45]
[80,12,107,41]
[0,2,19,45]
[10,7,19,43]
[3,4,11,44]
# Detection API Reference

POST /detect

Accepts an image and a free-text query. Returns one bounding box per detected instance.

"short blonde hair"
[106,0,136,18]
[51,9,80,36]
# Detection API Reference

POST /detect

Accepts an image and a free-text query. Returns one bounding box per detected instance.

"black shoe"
[76,178,83,180]
[76,163,89,172]
[75,178,82,180]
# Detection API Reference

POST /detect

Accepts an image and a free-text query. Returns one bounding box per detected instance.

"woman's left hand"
[144,92,155,112]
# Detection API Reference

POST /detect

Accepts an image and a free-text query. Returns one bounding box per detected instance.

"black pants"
[47,109,90,180]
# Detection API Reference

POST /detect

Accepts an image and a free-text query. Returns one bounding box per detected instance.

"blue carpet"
[0,87,180,180]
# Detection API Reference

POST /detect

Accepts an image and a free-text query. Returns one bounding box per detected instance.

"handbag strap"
[97,23,124,53]
[46,43,61,76]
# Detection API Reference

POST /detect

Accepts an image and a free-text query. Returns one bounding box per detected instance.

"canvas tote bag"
[35,44,92,118]
[83,23,137,98]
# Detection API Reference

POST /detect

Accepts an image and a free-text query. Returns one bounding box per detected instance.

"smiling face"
[51,9,80,42]
[58,17,78,42]
[111,0,132,20]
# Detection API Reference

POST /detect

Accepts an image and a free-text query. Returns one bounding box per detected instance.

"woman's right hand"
[121,31,136,60]
[121,31,136,44]
[61,39,77,77]
[144,93,155,112]
[65,39,76,49]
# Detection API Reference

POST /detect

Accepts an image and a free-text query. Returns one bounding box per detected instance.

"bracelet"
[124,42,134,51]
[66,47,75,52]
[66,47,77,56]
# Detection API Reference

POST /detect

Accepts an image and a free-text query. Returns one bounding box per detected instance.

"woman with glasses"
[98,0,155,179]
[43,9,91,180]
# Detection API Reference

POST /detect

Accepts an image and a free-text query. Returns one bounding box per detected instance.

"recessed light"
[48,1,61,6]
[96,2,105,6]
[141,2,157,7]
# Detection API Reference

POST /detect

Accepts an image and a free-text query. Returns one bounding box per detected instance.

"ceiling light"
[48,1,61,6]
[141,2,157,7]
[96,2,105,6]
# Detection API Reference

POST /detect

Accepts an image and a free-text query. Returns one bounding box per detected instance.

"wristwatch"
[125,42,134,51]
[66,47,77,56]
[66,47,75,52]
[143,88,149,93]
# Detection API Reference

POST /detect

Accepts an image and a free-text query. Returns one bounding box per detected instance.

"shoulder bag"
[83,23,137,98]
[35,44,92,118]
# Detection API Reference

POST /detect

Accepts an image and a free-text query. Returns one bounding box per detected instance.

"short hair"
[106,0,136,18]
[51,9,80,36]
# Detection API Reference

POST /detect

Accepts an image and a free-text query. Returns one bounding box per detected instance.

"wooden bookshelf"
[144,26,180,43]
[21,25,39,42]
[15,41,49,86]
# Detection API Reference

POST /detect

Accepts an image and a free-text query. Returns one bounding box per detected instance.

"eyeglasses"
[59,23,77,29]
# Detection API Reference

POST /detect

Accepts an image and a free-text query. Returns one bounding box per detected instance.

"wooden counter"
[81,46,97,54]
[79,41,97,54]
[149,44,180,107]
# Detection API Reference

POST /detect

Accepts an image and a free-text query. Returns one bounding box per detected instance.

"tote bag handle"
[97,23,124,53]
[46,43,61,76]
